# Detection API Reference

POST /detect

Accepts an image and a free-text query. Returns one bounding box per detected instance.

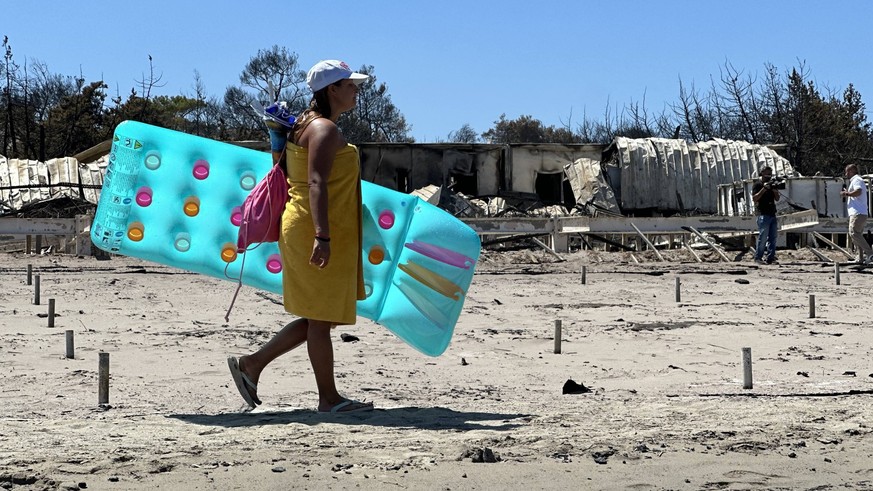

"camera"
[764,176,786,190]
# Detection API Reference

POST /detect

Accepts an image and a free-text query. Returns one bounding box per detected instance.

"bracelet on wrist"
[315,236,330,243]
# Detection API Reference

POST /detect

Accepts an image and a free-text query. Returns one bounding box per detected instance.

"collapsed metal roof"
[0,155,106,215]
[564,157,620,215]
[605,137,797,214]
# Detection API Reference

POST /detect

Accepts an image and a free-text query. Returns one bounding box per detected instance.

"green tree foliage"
[482,114,579,143]
[44,80,108,157]
[220,45,309,142]
[238,45,307,110]
[769,73,872,175]
[107,92,208,134]
[0,41,413,157]
[447,123,479,143]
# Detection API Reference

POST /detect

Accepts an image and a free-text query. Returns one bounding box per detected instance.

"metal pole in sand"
[48,299,55,327]
[835,262,841,285]
[554,320,562,354]
[809,294,816,319]
[26,264,32,285]
[675,276,681,302]
[98,353,110,405]
[33,274,40,305]
[581,266,587,285]
[742,347,753,389]
[65,330,74,359]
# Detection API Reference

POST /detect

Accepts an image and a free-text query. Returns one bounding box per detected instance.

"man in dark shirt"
[752,165,781,264]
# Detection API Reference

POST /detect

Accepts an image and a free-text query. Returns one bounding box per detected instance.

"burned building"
[2,136,803,219]
[358,138,795,217]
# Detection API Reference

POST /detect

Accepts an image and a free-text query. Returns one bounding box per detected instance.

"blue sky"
[4,1,872,142]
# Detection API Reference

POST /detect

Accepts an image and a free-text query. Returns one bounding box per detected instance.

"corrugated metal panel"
[0,156,13,213]
[81,157,108,204]
[565,158,620,214]
[0,156,106,212]
[611,137,796,214]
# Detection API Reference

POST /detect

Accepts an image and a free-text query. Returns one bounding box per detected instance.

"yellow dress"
[278,143,365,325]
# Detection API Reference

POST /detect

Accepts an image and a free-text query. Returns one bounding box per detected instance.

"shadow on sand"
[169,406,532,431]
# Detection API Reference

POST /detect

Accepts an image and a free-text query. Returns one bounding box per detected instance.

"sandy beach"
[2,247,873,490]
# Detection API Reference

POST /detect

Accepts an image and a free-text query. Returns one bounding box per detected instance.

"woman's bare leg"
[239,318,309,386]
[306,319,342,408]
[307,320,372,412]
[237,317,371,411]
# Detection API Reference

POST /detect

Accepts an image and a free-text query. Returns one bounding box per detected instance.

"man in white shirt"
[840,164,873,263]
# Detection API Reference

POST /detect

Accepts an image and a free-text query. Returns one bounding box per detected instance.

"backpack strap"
[276,144,288,174]
[291,114,323,146]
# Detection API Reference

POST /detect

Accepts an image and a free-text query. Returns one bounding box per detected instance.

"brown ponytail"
[291,82,340,144]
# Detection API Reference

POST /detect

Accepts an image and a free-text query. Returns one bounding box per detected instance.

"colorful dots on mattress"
[368,245,385,265]
[174,233,191,252]
[135,187,152,207]
[266,254,283,274]
[378,210,395,229]
[240,172,257,191]
[127,222,144,242]
[230,206,243,226]
[183,197,200,217]
[221,244,238,263]
[193,159,210,179]
[144,153,161,170]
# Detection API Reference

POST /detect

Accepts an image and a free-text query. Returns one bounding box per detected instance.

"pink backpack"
[236,162,288,250]
[226,157,289,320]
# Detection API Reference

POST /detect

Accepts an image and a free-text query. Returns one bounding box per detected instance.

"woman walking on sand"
[228,60,373,414]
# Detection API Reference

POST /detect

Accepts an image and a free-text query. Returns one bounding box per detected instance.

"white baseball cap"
[306,60,369,92]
